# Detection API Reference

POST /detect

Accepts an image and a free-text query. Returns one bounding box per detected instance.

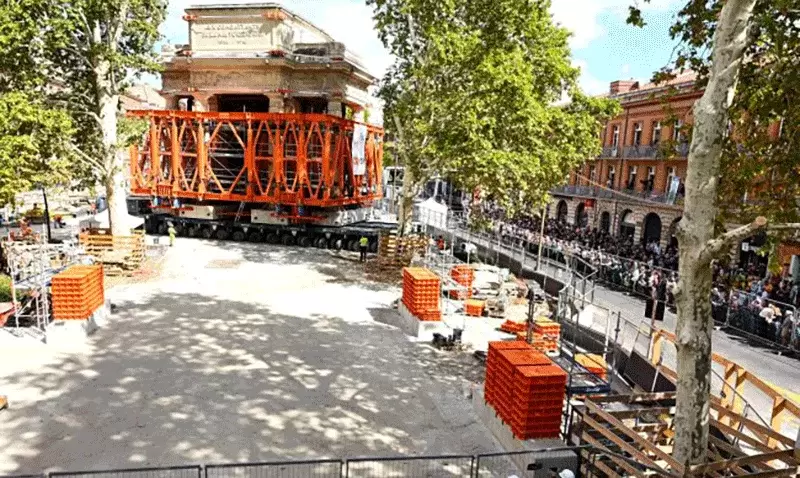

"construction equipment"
[126,110,393,249]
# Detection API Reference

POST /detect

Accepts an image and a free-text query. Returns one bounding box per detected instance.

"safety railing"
[48,465,202,478]
[205,459,342,478]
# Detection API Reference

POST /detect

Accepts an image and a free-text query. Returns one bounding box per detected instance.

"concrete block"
[471,385,577,477]
[45,303,111,345]
[380,302,450,341]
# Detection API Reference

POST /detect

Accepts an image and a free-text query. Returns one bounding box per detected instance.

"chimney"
[610,80,638,94]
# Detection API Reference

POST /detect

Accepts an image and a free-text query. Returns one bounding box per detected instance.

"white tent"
[416,197,449,229]
[79,211,144,232]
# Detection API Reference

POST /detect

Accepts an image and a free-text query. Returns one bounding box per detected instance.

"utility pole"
[537,206,546,270]
[41,187,52,243]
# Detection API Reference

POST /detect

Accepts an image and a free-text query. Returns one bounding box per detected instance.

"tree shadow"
[0,274,494,473]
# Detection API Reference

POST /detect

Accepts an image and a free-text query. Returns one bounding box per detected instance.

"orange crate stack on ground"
[449,265,474,299]
[402,267,441,321]
[533,319,561,338]
[51,264,105,320]
[484,341,566,440]
[464,299,485,317]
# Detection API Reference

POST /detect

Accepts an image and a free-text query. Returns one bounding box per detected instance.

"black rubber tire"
[281,234,296,246]
[157,222,169,235]
[188,226,201,238]
[297,236,312,247]
[215,229,230,241]
[200,227,213,239]
[332,238,343,251]
[347,239,359,252]
[314,237,328,249]
[248,231,263,242]
[173,224,184,236]
[231,230,246,242]
[368,240,378,253]
[265,233,280,244]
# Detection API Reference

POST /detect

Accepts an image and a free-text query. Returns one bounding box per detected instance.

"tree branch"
[702,216,767,262]
[69,143,107,174]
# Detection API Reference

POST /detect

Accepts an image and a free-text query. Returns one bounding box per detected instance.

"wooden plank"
[710,419,784,456]
[0,395,7,410]
[586,400,684,473]
[710,400,795,449]
[579,431,648,478]
[690,450,794,475]
[580,414,665,475]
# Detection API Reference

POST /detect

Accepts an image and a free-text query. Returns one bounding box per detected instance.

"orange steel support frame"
[128,110,384,208]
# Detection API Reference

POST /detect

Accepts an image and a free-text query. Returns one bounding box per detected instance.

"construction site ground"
[0,239,503,474]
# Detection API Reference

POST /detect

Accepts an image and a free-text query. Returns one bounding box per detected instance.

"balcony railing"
[551,184,682,205]
[599,146,620,158]
[623,145,659,159]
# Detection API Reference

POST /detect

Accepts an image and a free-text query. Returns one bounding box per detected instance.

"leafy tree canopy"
[370,0,620,216]
[0,92,75,205]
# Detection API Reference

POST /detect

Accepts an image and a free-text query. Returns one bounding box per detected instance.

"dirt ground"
[0,239,501,474]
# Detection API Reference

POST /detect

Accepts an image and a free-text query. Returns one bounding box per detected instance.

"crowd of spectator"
[474,203,800,350]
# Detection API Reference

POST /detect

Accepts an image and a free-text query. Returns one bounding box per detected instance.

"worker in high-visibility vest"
[359,235,369,262]
[168,223,176,247]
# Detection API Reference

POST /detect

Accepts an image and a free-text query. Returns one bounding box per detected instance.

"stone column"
[192,93,211,112]
[267,93,285,113]
[327,101,344,117]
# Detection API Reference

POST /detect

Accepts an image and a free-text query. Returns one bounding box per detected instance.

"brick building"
[549,73,701,248]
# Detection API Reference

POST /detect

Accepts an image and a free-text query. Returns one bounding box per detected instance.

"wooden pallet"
[79,229,145,276]
[377,233,428,267]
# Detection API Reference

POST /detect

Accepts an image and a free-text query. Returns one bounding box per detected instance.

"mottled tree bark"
[673,0,757,468]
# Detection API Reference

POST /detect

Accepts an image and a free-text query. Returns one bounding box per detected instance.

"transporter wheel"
[297,236,312,248]
[157,222,169,235]
[215,228,230,241]
[173,224,185,236]
[248,231,263,242]
[314,237,329,249]
[187,225,201,238]
[368,240,378,253]
[347,239,359,252]
[200,227,213,239]
[145,217,158,234]
[265,232,280,244]
[332,238,343,251]
[281,234,296,246]
[231,230,246,242]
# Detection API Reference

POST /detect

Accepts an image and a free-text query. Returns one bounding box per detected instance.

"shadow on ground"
[0,240,493,474]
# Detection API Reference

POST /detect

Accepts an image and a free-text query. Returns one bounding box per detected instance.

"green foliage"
[0,92,75,206]
[369,0,620,216]
[0,275,11,303]
[0,0,167,185]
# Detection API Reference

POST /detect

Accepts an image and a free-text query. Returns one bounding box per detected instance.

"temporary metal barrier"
[49,465,202,478]
[205,459,343,478]
[473,449,579,477]
[344,454,474,478]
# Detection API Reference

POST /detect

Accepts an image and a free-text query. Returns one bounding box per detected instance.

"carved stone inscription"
[192,21,272,50]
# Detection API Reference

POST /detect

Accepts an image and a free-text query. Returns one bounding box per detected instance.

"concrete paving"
[0,239,502,474]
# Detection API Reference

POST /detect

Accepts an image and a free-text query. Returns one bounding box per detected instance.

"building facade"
[160,3,374,117]
[550,74,702,248]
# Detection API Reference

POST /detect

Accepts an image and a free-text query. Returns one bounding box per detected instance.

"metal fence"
[205,460,342,478]
[345,455,474,478]
[49,466,202,478]
[1,450,591,478]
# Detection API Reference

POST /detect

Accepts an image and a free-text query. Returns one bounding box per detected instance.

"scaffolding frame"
[4,240,83,338]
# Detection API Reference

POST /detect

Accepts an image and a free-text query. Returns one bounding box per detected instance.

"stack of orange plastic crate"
[51,264,105,320]
[402,267,441,321]
[500,320,526,334]
[575,353,608,380]
[449,265,474,299]
[485,341,567,440]
[464,299,485,317]
[532,319,560,353]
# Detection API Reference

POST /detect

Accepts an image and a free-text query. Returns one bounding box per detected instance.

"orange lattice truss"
[128,110,384,208]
